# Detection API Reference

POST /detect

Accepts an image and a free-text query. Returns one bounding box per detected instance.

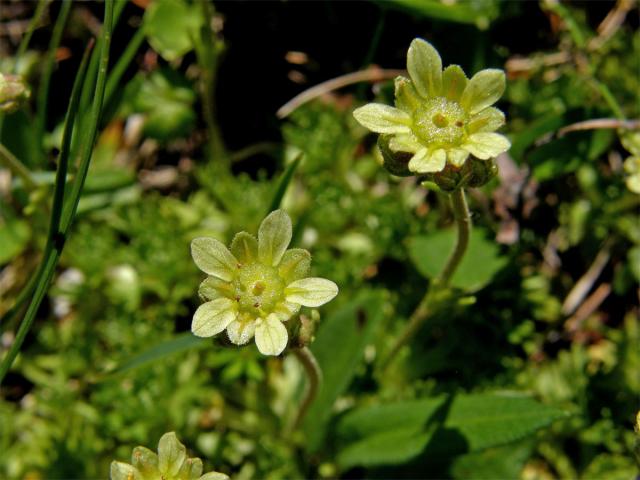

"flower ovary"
[233,263,285,315]
[413,97,466,147]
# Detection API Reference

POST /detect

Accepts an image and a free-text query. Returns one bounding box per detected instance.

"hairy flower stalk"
[355,38,510,369]
[190,210,338,356]
[354,38,509,182]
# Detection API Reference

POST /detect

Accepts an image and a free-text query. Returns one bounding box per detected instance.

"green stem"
[437,188,471,286]
[291,346,322,432]
[104,25,146,108]
[195,0,226,163]
[0,143,37,191]
[35,0,72,149]
[0,1,113,385]
[381,188,472,370]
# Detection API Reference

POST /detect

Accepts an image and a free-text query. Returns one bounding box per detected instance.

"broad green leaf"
[338,427,435,469]
[303,290,386,450]
[0,219,30,264]
[407,228,508,291]
[450,440,534,479]
[336,393,567,469]
[126,68,197,141]
[143,0,205,61]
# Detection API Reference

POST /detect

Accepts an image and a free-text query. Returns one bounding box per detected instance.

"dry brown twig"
[561,242,612,316]
[557,118,640,137]
[276,67,405,119]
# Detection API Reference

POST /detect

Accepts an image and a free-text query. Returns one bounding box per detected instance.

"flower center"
[233,262,285,316]
[413,97,466,146]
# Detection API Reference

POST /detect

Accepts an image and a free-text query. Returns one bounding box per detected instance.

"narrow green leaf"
[268,153,302,213]
[108,333,208,377]
[35,0,71,150]
[0,0,114,385]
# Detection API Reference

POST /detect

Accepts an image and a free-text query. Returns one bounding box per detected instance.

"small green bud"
[0,73,30,113]
[377,134,413,177]
[427,156,498,191]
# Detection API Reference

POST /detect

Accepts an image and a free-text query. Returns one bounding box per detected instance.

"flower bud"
[0,73,30,113]
[377,134,413,177]
[427,156,498,191]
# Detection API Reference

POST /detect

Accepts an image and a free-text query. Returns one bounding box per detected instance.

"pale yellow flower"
[353,38,510,175]
[190,210,338,356]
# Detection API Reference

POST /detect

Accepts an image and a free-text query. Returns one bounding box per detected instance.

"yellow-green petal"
[285,277,339,307]
[177,456,203,480]
[442,65,468,102]
[191,237,238,281]
[626,175,640,194]
[389,134,422,153]
[394,76,422,112]
[273,301,301,321]
[467,107,505,133]
[353,104,412,134]
[226,318,256,345]
[254,314,288,356]
[110,462,142,480]
[407,38,442,98]
[462,132,511,160]
[198,276,234,301]
[258,209,292,266]
[199,473,230,480]
[191,298,237,338]
[278,248,311,282]
[131,446,159,477]
[460,69,506,115]
[158,432,187,478]
[408,148,446,173]
[230,231,258,264]
[448,148,470,167]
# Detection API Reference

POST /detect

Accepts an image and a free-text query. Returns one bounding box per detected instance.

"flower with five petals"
[190,210,338,356]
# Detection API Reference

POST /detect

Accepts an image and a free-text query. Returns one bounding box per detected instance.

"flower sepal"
[376,134,414,177]
[422,156,498,192]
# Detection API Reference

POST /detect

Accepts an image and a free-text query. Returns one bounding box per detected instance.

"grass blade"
[35,0,72,151]
[105,333,209,378]
[268,153,302,213]
[0,0,114,384]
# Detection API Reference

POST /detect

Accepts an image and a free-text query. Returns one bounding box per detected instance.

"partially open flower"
[110,432,228,480]
[353,38,510,176]
[190,210,338,356]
